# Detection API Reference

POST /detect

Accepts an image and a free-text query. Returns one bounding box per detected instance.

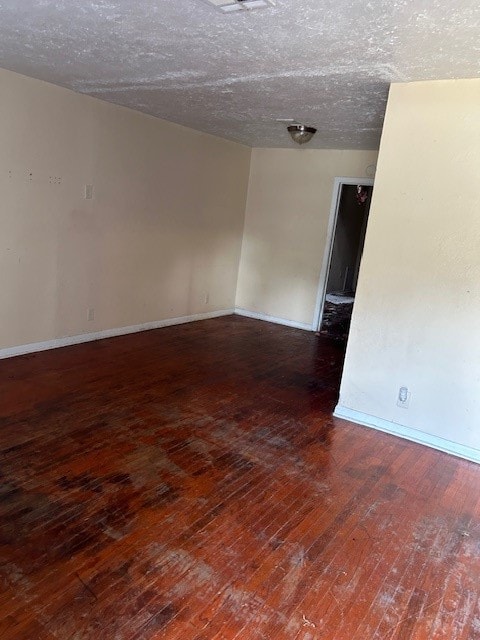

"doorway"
[313,178,374,340]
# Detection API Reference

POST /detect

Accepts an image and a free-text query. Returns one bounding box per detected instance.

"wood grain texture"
[0,315,479,639]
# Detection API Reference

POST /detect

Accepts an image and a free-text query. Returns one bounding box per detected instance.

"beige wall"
[0,68,251,350]
[235,148,378,327]
[338,79,480,454]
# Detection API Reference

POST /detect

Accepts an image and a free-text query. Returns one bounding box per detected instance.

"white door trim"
[312,176,374,331]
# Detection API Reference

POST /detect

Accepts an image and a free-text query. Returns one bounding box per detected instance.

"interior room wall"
[0,68,251,353]
[337,79,480,461]
[235,148,378,328]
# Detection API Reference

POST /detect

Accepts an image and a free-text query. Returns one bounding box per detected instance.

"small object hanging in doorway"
[356,185,369,205]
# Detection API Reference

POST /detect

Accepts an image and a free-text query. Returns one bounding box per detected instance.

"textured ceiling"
[0,0,479,149]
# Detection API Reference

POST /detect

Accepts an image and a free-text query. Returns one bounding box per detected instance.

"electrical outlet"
[397,386,411,408]
[84,184,94,200]
[204,293,209,304]
[87,308,95,322]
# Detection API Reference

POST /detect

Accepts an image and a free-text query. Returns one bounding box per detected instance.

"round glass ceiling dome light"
[287,124,317,145]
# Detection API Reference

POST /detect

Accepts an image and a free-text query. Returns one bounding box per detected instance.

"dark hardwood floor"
[1,315,479,639]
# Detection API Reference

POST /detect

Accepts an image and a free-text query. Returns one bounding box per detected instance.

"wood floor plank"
[1,316,479,639]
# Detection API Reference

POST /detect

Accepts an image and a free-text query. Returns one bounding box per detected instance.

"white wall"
[235,148,378,328]
[0,68,251,351]
[337,79,480,461]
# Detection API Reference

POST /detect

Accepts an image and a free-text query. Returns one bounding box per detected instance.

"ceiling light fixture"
[203,0,275,13]
[287,124,317,146]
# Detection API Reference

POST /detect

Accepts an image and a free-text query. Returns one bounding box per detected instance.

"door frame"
[312,176,375,332]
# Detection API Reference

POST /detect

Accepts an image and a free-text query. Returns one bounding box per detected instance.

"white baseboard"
[0,309,234,360]
[334,405,480,465]
[234,307,312,331]
[0,307,311,360]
